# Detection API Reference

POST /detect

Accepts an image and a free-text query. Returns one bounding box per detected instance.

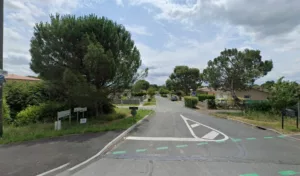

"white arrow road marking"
[125,114,229,142]
[191,123,200,128]
[201,131,219,139]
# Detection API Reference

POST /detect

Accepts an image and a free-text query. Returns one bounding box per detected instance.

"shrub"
[184,96,198,108]
[245,100,272,112]
[5,81,49,119]
[15,102,67,126]
[159,88,169,95]
[207,99,216,109]
[161,94,167,97]
[147,87,156,98]
[198,94,215,102]
[132,92,146,96]
[3,97,11,124]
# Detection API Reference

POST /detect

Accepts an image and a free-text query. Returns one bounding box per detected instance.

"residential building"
[5,74,40,82]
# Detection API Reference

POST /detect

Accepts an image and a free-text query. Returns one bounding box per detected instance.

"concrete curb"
[214,114,300,141]
[64,111,154,175]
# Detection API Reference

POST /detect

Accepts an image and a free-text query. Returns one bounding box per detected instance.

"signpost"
[55,109,71,130]
[74,107,87,124]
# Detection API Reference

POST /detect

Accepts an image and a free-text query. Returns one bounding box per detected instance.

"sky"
[4,0,300,85]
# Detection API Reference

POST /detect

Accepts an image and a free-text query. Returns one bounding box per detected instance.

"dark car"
[171,95,178,101]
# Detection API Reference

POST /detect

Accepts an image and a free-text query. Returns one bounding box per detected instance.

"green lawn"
[0,108,153,144]
[213,111,300,134]
[143,97,156,106]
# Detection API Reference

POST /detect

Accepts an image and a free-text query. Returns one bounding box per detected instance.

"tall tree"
[167,66,201,94]
[132,80,150,92]
[202,48,273,103]
[30,14,144,115]
[261,80,275,90]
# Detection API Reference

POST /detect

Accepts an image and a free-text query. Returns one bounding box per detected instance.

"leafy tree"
[159,87,169,95]
[147,87,156,98]
[168,66,201,94]
[149,84,158,91]
[261,80,275,90]
[202,48,273,103]
[132,80,150,92]
[268,77,300,111]
[30,14,144,115]
[166,79,174,91]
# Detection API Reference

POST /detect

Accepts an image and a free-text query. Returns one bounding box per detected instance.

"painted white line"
[36,163,70,176]
[182,115,199,138]
[201,131,219,139]
[180,114,229,142]
[191,123,200,128]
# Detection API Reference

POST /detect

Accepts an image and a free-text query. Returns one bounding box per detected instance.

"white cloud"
[115,0,124,6]
[124,24,153,36]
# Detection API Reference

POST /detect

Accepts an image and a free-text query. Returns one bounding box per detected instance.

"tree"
[168,66,201,94]
[132,80,150,92]
[202,48,273,103]
[30,14,144,115]
[261,80,275,90]
[149,84,158,91]
[147,87,156,98]
[268,77,300,111]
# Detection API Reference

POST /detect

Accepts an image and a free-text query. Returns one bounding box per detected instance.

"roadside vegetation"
[143,97,156,106]
[0,108,152,144]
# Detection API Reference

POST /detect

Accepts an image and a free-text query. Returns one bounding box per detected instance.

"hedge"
[132,92,146,96]
[184,96,198,108]
[245,101,271,112]
[198,94,215,102]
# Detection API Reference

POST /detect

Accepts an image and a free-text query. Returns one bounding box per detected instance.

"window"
[244,95,251,99]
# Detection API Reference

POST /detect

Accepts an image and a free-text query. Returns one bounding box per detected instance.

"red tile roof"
[5,74,40,81]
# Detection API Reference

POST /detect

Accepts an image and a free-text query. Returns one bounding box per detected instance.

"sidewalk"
[0,131,123,176]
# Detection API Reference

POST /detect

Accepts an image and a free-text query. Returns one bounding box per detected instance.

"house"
[198,86,269,100]
[5,74,40,82]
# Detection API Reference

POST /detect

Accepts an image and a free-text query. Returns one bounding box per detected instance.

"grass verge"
[143,97,156,106]
[213,111,300,134]
[0,108,153,144]
[114,104,140,106]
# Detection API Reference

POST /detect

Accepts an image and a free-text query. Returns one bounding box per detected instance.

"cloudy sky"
[4,0,300,85]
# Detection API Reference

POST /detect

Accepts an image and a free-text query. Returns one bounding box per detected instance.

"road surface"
[73,96,300,176]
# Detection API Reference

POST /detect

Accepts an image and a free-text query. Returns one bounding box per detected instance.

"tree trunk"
[230,79,240,107]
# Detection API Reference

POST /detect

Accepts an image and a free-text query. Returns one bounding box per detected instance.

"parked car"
[171,95,178,101]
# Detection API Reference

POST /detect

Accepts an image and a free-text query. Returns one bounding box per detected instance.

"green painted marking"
[215,140,225,143]
[112,151,126,155]
[156,146,168,150]
[264,136,273,139]
[278,135,287,138]
[278,170,299,175]
[176,144,188,148]
[136,149,147,153]
[231,138,242,142]
[239,173,259,176]
[246,137,257,140]
[197,142,208,145]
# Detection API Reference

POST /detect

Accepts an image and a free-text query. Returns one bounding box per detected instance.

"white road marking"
[125,114,229,142]
[36,163,70,176]
[201,131,219,139]
[191,123,200,128]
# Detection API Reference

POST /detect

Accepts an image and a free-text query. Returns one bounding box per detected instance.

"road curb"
[214,114,300,141]
[65,111,154,175]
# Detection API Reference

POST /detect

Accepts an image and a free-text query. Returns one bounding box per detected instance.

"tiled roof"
[5,74,40,81]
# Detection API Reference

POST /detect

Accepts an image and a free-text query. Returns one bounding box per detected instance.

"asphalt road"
[73,96,300,176]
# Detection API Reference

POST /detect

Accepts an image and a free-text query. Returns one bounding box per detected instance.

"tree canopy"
[132,80,150,92]
[261,80,275,91]
[167,66,201,94]
[202,48,273,102]
[268,77,300,111]
[30,14,144,115]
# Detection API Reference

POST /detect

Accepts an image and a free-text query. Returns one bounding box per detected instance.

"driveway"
[72,96,300,176]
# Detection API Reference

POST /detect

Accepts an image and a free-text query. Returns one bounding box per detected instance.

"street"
[73,96,300,176]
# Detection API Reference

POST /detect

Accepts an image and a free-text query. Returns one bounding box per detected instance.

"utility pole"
[0,0,3,137]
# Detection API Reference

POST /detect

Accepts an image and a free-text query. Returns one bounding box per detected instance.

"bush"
[207,99,216,109]
[147,87,156,98]
[3,97,11,123]
[15,102,68,126]
[245,101,272,112]
[159,88,169,95]
[5,81,49,119]
[161,94,167,97]
[132,92,146,96]
[184,96,198,108]
[198,94,215,102]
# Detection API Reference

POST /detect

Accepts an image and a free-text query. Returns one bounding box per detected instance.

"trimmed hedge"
[245,101,271,112]
[184,96,198,108]
[198,94,215,102]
